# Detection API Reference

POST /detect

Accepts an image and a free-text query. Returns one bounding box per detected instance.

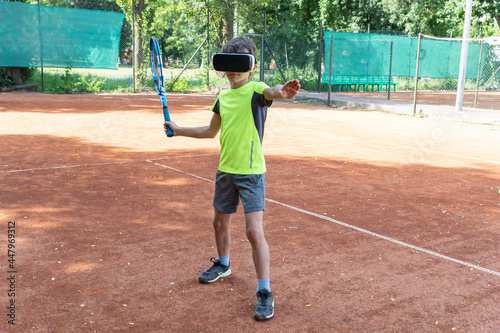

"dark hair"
[222,37,257,58]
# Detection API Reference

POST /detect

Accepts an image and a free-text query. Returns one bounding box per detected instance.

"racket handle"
[163,106,174,137]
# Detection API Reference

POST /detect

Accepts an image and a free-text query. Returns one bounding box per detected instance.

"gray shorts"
[213,171,265,214]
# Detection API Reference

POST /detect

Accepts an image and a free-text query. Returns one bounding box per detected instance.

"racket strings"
[150,37,164,92]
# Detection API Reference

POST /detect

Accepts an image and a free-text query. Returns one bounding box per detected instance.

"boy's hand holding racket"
[164,120,179,136]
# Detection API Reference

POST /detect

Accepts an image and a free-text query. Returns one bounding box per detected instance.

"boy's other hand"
[279,79,301,99]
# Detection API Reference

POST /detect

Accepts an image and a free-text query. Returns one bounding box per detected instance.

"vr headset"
[212,53,256,72]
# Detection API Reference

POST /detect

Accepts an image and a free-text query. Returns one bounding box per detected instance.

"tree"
[2,0,36,87]
[379,0,500,37]
[320,0,396,33]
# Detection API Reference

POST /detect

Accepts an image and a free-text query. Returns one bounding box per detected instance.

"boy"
[164,36,300,321]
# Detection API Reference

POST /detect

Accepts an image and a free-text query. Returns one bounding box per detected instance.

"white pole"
[455,0,473,111]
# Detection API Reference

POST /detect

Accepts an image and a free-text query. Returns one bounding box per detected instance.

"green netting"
[324,31,488,79]
[0,2,125,69]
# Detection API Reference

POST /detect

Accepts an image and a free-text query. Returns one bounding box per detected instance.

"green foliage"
[19,67,36,83]
[0,67,36,88]
[0,68,12,87]
[166,70,208,92]
[320,0,396,33]
[266,65,319,90]
[135,67,149,87]
[31,69,108,93]
[75,74,107,93]
[166,76,190,92]
[27,0,121,11]
[418,78,478,91]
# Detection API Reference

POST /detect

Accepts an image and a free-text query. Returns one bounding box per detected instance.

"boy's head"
[223,36,257,58]
[212,37,257,79]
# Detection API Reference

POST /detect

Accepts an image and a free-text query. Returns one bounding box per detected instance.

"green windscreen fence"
[324,31,488,79]
[0,1,125,69]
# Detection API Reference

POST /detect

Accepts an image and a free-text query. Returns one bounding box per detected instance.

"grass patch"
[29,67,227,93]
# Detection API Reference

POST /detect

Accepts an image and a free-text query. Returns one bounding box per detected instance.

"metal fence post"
[260,13,266,82]
[388,41,393,100]
[37,0,44,91]
[474,40,484,108]
[318,20,323,92]
[284,43,290,81]
[132,0,136,93]
[456,0,473,111]
[206,7,210,90]
[413,33,422,116]
[327,36,333,107]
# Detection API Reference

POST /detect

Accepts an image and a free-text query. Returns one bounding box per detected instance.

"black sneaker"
[198,257,231,284]
[254,289,274,321]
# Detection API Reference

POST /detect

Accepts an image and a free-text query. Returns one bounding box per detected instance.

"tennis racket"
[150,36,174,137]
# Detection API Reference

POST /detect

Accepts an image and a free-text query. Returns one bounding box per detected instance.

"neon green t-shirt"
[211,81,272,175]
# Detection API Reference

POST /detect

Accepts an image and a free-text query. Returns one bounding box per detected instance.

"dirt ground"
[1,92,500,332]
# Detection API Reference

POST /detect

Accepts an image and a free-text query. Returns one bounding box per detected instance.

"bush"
[0,68,12,87]
[0,67,36,88]
[75,74,107,93]
[265,65,319,91]
[32,69,108,93]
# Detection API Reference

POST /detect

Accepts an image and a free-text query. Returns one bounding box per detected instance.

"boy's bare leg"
[245,211,269,279]
[246,210,274,321]
[198,209,232,284]
[213,209,232,257]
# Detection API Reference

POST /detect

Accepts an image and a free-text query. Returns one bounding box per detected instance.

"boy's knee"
[213,210,231,228]
[246,227,265,245]
[213,219,226,230]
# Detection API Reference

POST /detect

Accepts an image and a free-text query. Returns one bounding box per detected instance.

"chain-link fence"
[414,35,500,111]
[320,32,500,113]
[3,1,499,118]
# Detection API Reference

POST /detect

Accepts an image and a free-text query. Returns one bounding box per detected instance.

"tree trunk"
[10,67,23,85]
[223,16,234,45]
[224,1,235,44]
[134,0,146,84]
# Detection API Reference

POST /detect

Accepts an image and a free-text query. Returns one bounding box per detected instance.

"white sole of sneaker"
[254,309,274,321]
[206,268,231,283]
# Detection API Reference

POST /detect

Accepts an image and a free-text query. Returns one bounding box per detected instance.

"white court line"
[374,140,500,165]
[147,161,215,183]
[148,160,500,278]
[147,153,220,161]
[266,199,500,278]
[0,153,220,174]
[0,161,133,174]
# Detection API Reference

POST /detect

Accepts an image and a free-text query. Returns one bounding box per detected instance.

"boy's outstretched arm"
[164,113,221,138]
[263,79,300,101]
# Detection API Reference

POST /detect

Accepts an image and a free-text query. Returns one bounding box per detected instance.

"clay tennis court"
[1,92,499,332]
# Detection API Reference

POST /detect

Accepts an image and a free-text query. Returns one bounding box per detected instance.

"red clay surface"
[1,92,500,332]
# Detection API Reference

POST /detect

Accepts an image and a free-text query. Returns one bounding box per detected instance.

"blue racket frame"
[150,37,174,137]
